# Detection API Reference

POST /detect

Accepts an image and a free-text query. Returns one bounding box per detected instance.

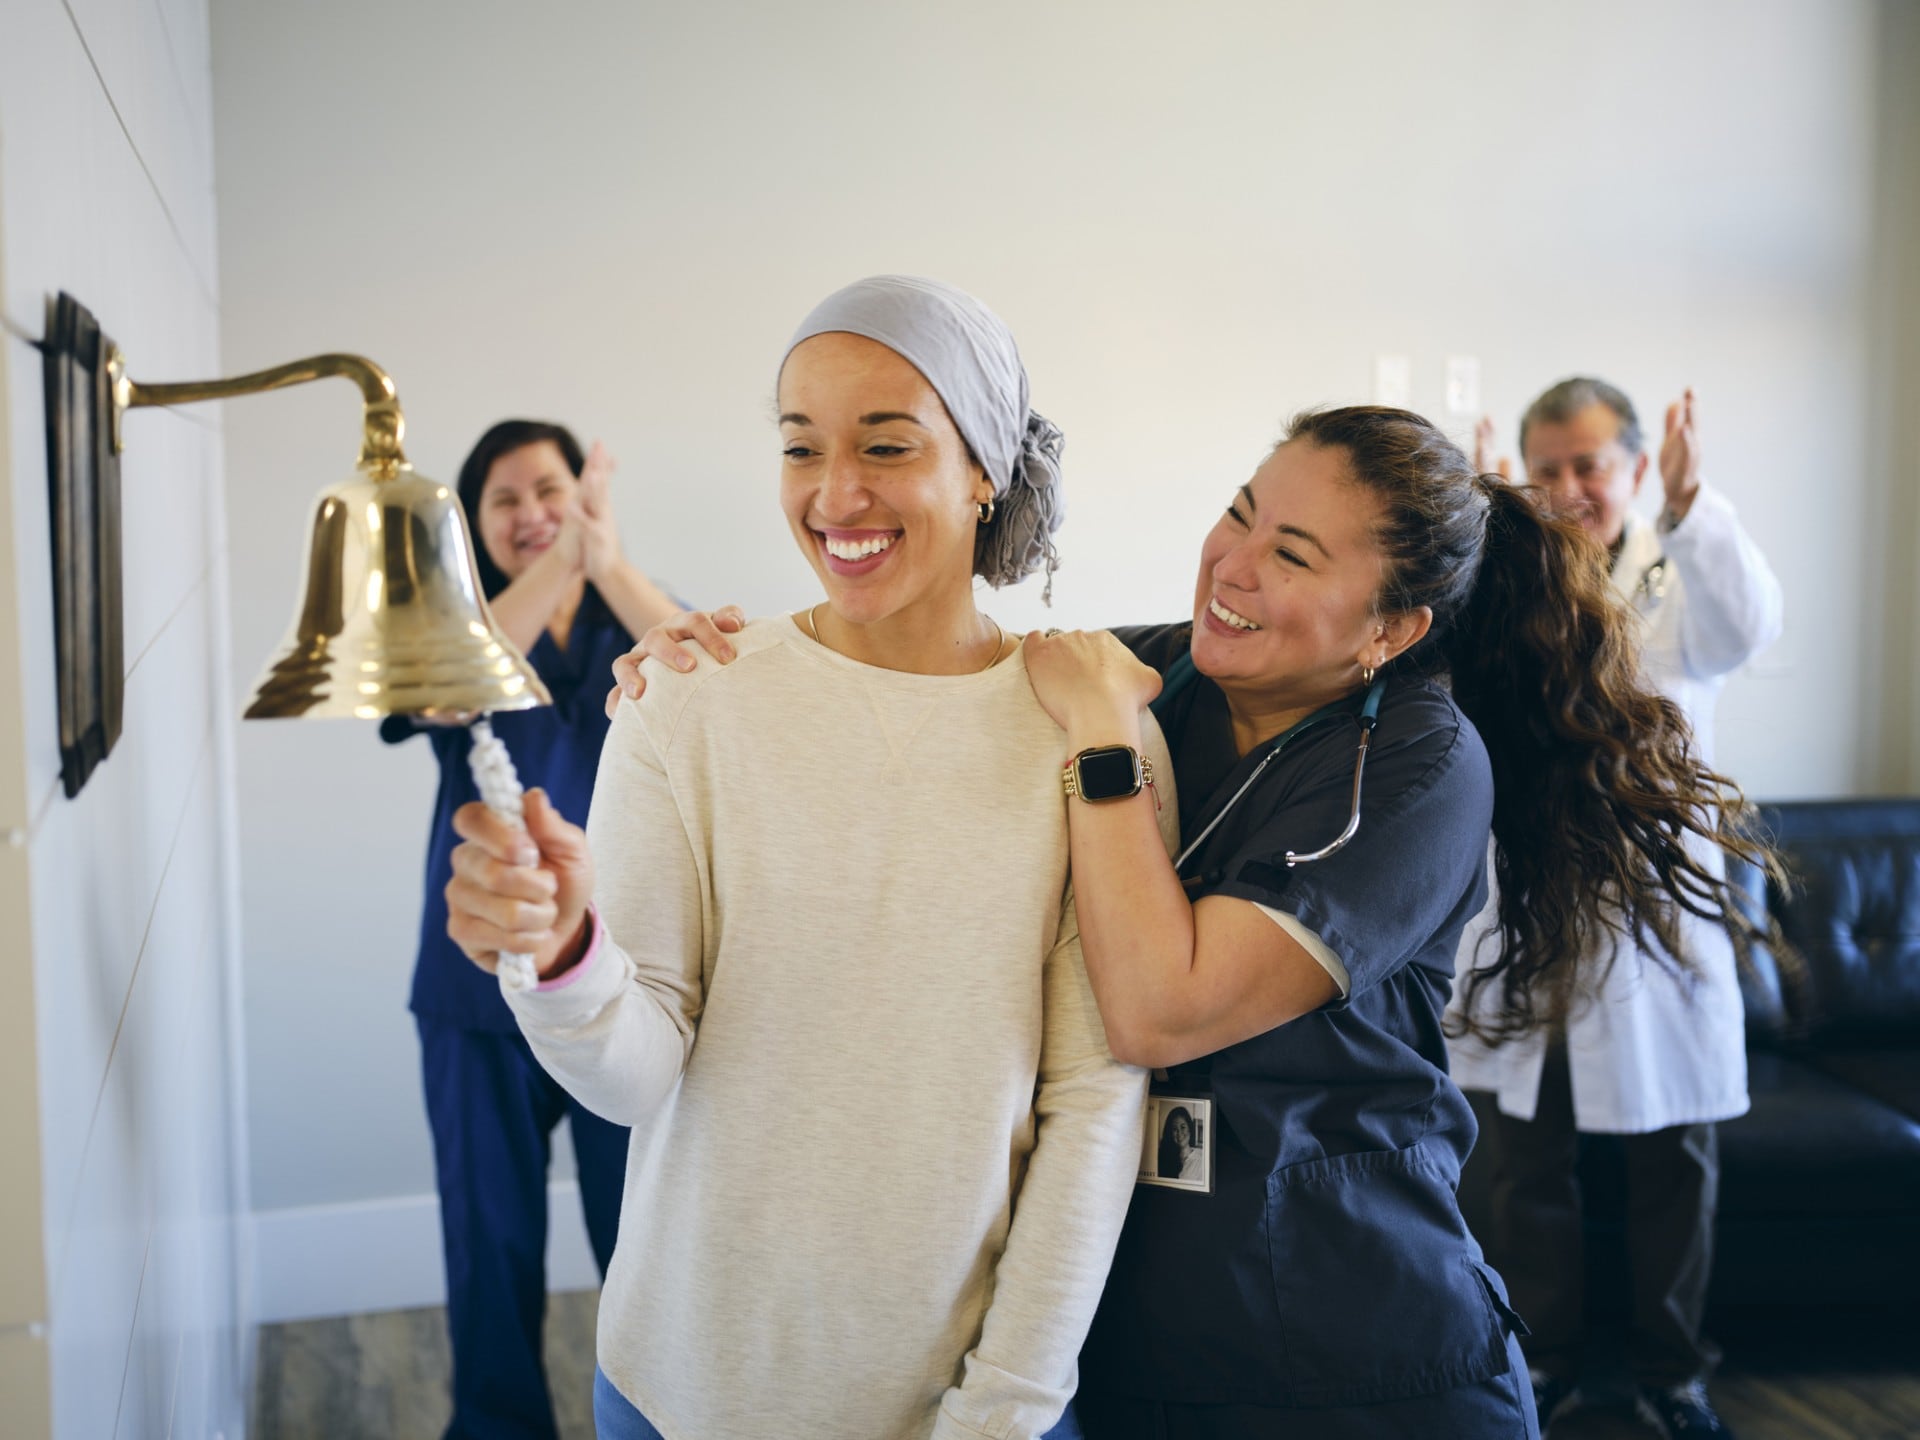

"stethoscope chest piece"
[1633,557,1671,607]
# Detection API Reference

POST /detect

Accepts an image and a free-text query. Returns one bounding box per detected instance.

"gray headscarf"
[783,275,1065,599]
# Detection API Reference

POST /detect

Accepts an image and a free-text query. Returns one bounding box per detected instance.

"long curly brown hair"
[1284,406,1779,1043]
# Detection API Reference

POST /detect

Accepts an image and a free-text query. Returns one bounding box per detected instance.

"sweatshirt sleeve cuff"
[535,908,604,992]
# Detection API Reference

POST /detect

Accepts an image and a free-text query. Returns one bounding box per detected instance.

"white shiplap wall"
[0,0,250,1436]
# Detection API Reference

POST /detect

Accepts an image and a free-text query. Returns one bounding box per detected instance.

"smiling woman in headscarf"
[442,275,1172,1440]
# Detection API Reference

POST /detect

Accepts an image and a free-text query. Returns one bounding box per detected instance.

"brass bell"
[40,324,551,794]
[77,343,551,722]
[244,465,552,720]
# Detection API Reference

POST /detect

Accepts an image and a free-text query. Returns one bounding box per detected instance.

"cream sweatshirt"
[504,617,1175,1440]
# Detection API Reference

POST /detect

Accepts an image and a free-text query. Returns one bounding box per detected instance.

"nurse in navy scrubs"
[1021,406,1770,1439]
[383,419,682,1439]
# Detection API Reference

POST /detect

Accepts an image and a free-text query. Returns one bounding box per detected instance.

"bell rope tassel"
[467,717,539,992]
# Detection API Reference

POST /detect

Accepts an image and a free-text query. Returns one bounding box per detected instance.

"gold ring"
[1043,627,1063,638]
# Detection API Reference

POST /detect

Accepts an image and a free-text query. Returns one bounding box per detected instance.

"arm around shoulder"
[1060,711,1340,1068]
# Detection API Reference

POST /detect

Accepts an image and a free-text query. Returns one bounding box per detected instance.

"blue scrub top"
[381,589,639,1034]
[1079,624,1520,1412]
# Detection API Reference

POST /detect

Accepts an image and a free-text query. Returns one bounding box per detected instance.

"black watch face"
[1078,747,1140,799]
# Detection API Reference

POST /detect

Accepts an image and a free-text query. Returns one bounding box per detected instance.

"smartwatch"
[1063,745,1154,803]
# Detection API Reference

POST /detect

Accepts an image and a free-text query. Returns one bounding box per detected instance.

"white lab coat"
[1446,483,1784,1134]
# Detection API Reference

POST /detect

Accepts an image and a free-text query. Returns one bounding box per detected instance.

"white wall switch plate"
[1374,354,1411,408]
[1445,355,1481,416]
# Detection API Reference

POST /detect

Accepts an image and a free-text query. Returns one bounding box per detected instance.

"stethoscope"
[1632,558,1670,605]
[1150,654,1388,874]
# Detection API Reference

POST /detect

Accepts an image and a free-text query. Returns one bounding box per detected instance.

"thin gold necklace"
[803,603,1006,673]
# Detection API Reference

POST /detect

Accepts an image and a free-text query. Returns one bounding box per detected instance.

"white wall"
[208,0,1913,1315]
[0,0,251,1434]
[1868,0,1920,787]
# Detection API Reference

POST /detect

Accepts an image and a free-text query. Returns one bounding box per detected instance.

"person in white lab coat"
[1450,377,1783,1439]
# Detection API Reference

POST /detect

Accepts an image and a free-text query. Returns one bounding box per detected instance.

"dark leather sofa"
[1712,797,1920,1311]
[1457,797,1920,1318]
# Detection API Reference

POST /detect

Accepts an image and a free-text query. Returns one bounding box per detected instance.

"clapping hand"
[1474,416,1515,482]
[1658,388,1702,521]
[576,440,625,582]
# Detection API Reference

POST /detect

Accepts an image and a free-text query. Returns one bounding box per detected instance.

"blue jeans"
[592,1369,664,1440]
[592,1369,1087,1438]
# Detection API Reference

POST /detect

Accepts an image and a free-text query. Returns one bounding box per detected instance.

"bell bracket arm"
[107,349,407,470]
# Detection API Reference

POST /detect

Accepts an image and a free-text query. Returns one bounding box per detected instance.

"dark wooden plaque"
[41,292,124,798]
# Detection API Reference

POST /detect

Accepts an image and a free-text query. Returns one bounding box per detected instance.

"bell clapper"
[467,716,539,992]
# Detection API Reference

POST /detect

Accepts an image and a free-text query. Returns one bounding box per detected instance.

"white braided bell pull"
[466,717,539,992]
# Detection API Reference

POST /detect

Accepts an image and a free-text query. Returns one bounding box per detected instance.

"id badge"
[1137,1090,1213,1193]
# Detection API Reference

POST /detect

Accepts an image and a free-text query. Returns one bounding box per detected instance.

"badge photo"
[1137,1095,1212,1193]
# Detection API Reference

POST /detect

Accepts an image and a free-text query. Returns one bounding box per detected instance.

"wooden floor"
[253,1292,1920,1439]
[253,1289,600,1440]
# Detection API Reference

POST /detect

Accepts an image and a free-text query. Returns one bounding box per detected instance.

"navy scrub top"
[1079,624,1519,1411]
[381,588,638,1034]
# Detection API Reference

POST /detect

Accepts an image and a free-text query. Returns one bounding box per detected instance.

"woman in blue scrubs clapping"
[384,420,682,1439]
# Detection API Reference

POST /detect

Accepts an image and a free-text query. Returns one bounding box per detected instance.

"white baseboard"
[252,1182,601,1324]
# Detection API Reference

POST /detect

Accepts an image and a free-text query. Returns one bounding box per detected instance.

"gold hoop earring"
[978,497,995,525]
[1362,664,1377,686]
